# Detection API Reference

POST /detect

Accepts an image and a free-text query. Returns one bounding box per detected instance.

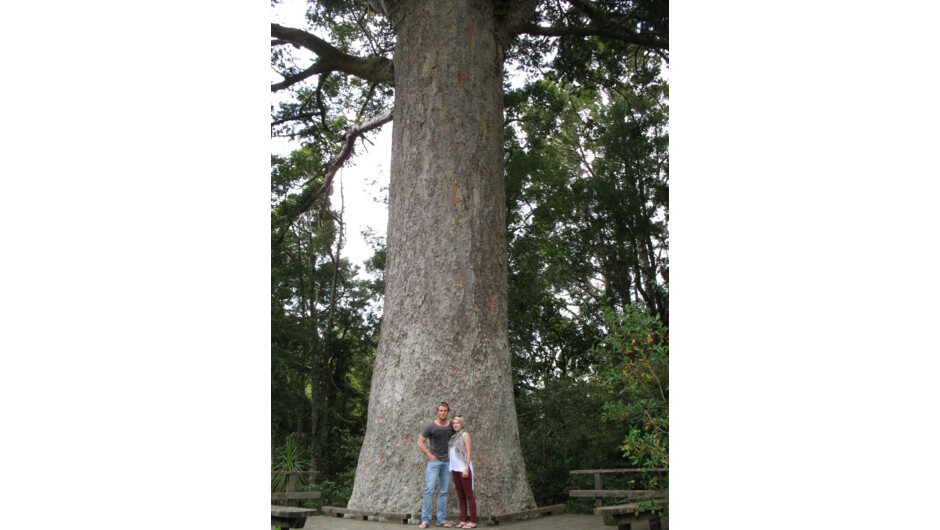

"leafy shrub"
[598,306,668,471]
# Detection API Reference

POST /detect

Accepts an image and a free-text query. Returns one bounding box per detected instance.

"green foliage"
[360,226,386,304]
[505,70,669,394]
[311,427,363,505]
[508,1,668,88]
[502,27,669,504]
[272,434,310,493]
[516,378,625,512]
[598,306,668,469]
[272,0,393,145]
[271,143,382,505]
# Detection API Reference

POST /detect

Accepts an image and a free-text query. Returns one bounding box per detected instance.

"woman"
[448,416,477,529]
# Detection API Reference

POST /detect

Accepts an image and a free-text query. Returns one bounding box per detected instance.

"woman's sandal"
[464,524,477,529]
[456,523,466,528]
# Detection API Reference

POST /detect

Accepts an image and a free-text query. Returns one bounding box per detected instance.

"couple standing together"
[416,401,477,529]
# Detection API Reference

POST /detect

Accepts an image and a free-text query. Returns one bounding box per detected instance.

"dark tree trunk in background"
[347,0,536,516]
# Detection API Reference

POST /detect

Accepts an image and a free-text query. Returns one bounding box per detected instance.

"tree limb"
[274,108,394,246]
[271,23,394,86]
[498,0,541,41]
[567,0,614,23]
[271,112,317,127]
[519,22,668,51]
[271,63,328,92]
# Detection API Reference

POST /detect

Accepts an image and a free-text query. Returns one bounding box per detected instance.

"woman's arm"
[464,432,471,466]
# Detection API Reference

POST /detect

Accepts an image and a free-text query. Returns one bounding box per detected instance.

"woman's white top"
[448,432,475,489]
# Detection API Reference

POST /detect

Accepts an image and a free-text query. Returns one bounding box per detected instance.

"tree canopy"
[271,0,667,237]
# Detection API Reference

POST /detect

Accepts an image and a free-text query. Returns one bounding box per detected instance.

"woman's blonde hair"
[452,415,466,429]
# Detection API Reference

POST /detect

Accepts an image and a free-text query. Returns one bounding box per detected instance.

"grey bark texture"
[347,0,536,518]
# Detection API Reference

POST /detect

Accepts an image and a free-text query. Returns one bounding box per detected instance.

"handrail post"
[594,473,602,509]
[287,472,297,507]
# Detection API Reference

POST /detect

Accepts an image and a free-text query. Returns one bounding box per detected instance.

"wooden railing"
[568,468,668,508]
[272,470,321,506]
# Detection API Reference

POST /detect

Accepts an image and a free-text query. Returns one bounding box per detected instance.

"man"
[417,401,456,528]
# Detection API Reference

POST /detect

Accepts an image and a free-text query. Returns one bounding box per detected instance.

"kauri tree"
[271,0,668,515]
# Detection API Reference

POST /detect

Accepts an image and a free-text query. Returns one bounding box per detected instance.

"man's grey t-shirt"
[421,421,455,460]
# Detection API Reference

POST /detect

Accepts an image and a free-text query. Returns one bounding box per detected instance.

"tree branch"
[271,112,317,127]
[498,0,541,41]
[271,63,329,92]
[271,23,394,86]
[567,0,610,22]
[274,108,394,246]
[519,22,668,51]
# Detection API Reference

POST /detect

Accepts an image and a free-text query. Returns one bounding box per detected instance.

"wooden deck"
[289,514,616,530]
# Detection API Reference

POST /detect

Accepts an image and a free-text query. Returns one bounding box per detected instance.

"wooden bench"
[272,470,321,506]
[484,504,566,525]
[569,469,668,508]
[272,505,318,529]
[595,500,667,530]
[321,506,412,524]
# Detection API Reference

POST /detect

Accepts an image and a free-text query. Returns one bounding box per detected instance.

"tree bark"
[348,0,536,517]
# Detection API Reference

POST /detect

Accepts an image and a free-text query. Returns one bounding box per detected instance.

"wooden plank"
[569,490,667,499]
[321,507,412,518]
[489,504,566,524]
[594,499,669,515]
[320,506,412,523]
[272,491,322,500]
[272,506,319,517]
[569,469,667,475]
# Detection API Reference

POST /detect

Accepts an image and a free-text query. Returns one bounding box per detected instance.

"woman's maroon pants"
[452,470,477,523]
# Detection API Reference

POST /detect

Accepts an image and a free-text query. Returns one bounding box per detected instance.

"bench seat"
[272,505,317,529]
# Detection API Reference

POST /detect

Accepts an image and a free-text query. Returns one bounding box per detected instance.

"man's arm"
[417,434,437,461]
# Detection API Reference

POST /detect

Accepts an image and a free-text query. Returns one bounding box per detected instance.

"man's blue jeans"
[421,459,451,524]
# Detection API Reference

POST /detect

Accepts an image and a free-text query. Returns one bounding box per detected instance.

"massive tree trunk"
[348,0,536,517]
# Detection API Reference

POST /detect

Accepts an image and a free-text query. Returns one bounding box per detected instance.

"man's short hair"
[438,401,450,411]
